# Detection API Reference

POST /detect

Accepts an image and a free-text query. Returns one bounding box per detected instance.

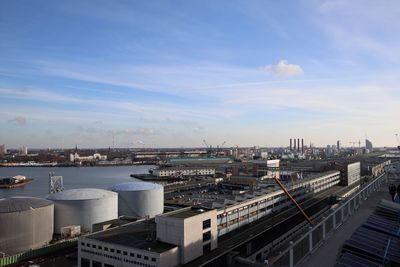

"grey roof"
[0,197,53,213]
[47,188,117,201]
[109,182,162,192]
[88,220,176,253]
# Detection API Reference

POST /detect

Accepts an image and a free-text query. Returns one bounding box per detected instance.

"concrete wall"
[347,162,361,186]
[78,237,174,267]
[159,247,179,267]
[156,209,218,264]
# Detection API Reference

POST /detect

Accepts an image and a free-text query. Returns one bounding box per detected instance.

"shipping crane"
[203,139,210,149]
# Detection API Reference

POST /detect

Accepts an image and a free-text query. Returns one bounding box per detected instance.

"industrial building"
[361,159,391,177]
[78,171,341,267]
[252,159,280,178]
[109,182,164,218]
[365,138,373,151]
[0,144,6,155]
[47,188,118,234]
[0,197,54,255]
[167,157,233,166]
[152,167,215,178]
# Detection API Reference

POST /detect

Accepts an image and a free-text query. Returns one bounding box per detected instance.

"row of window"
[215,175,340,232]
[81,257,155,267]
[81,242,157,262]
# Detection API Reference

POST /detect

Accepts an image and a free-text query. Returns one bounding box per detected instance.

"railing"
[0,239,77,267]
[269,172,387,267]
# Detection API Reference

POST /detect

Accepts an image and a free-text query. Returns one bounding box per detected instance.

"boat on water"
[0,175,34,189]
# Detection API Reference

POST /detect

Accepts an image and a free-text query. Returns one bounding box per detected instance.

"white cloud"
[262,60,304,76]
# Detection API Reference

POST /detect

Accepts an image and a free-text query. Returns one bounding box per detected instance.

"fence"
[270,172,386,267]
[0,239,77,267]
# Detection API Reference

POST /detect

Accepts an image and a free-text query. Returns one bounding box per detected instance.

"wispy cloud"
[315,0,400,61]
[8,116,27,126]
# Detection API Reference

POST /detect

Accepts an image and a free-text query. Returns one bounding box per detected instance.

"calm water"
[0,166,153,198]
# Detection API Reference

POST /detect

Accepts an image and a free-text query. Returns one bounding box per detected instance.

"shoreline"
[0,164,155,168]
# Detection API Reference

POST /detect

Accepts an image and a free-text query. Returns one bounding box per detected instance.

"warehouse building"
[152,167,215,178]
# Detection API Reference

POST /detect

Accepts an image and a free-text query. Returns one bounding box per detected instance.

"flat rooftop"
[164,207,212,219]
[87,220,176,253]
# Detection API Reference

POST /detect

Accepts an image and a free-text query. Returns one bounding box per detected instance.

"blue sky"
[1,0,400,148]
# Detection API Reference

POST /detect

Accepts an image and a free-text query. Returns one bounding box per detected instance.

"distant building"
[329,161,361,186]
[252,159,280,178]
[19,146,28,155]
[152,167,215,177]
[0,144,6,155]
[366,139,373,151]
[70,152,107,162]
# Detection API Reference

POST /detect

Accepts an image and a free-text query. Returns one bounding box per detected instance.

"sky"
[1,0,400,148]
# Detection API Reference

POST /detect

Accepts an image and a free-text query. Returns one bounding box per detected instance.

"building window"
[93,261,101,267]
[137,254,142,259]
[203,231,211,242]
[110,248,115,252]
[151,258,156,262]
[117,250,121,254]
[104,247,109,251]
[144,256,149,260]
[130,253,135,257]
[203,243,211,254]
[98,246,102,250]
[81,258,90,267]
[123,251,127,255]
[104,264,114,267]
[203,219,211,229]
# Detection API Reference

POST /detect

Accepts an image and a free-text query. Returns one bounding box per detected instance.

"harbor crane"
[203,139,210,148]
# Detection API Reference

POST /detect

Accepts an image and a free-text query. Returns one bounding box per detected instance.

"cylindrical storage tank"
[46,188,117,234]
[0,197,54,255]
[109,182,163,218]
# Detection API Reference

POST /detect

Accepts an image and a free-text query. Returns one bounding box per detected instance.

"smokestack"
[297,138,300,152]
[337,140,340,150]
[293,138,296,150]
[301,138,304,153]
[290,139,292,150]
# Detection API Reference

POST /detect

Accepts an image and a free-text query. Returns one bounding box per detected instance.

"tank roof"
[0,197,53,213]
[47,188,117,201]
[109,182,162,192]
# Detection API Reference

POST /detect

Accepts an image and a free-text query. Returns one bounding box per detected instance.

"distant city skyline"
[1,1,400,148]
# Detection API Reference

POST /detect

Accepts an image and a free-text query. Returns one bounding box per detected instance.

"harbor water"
[0,166,153,198]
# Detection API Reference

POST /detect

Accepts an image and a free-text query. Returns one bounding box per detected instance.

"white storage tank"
[47,188,117,234]
[0,197,54,255]
[109,182,163,218]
